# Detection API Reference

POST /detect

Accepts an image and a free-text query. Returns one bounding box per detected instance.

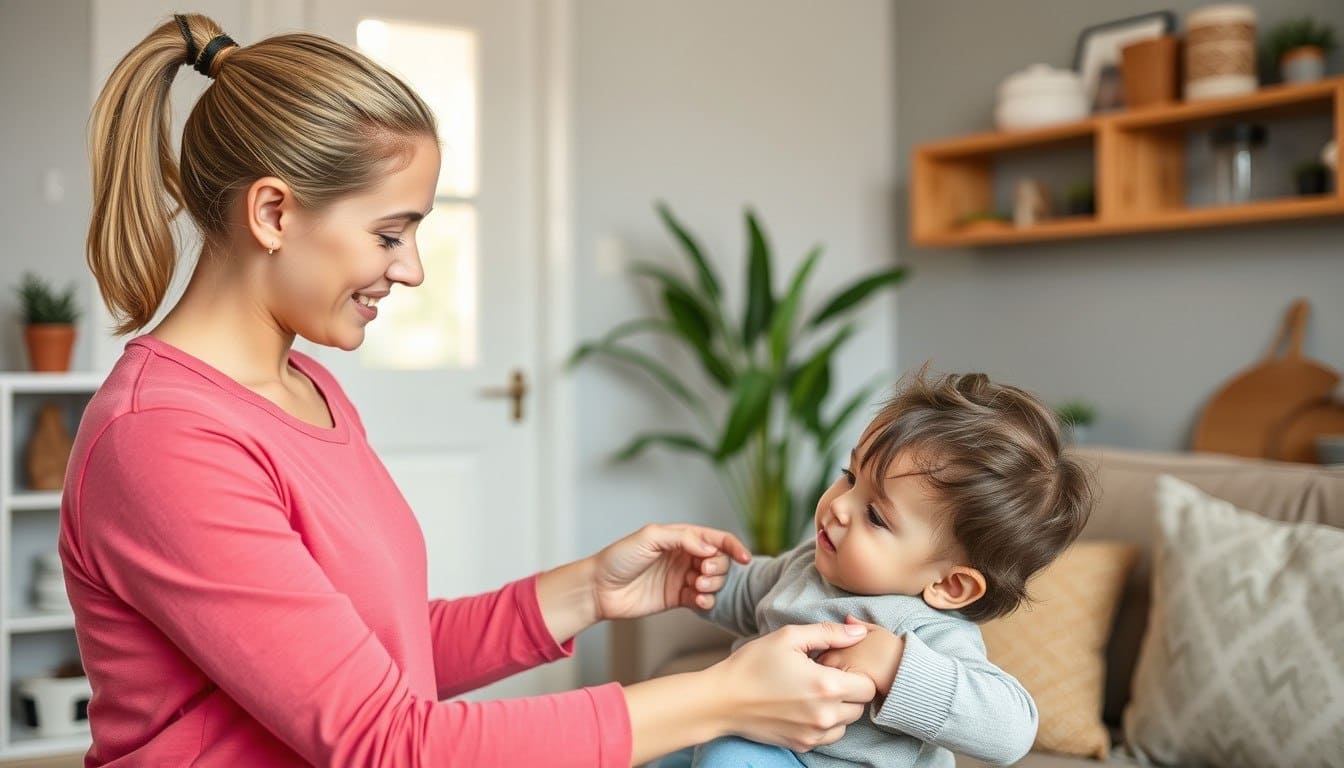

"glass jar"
[1210,122,1267,204]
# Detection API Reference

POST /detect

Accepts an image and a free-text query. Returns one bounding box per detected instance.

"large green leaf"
[656,201,722,302]
[716,368,774,460]
[788,324,855,430]
[807,266,908,329]
[629,261,712,311]
[662,287,733,387]
[741,209,775,347]
[768,246,822,371]
[613,432,715,462]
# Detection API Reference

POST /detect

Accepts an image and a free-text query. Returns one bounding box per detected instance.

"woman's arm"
[427,572,585,700]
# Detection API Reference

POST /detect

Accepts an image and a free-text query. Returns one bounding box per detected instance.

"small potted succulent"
[1055,399,1097,445]
[16,273,80,372]
[1294,160,1332,195]
[1264,17,1337,83]
[1065,181,1096,216]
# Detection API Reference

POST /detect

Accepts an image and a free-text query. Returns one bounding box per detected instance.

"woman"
[61,13,877,766]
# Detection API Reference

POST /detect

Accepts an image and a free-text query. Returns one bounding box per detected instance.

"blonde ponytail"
[86,13,437,335]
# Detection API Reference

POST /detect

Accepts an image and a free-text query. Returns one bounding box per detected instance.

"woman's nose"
[388,247,425,288]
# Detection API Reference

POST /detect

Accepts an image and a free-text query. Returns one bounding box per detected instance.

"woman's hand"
[710,622,878,751]
[591,524,752,621]
[816,616,906,696]
[624,621,879,762]
[535,524,750,645]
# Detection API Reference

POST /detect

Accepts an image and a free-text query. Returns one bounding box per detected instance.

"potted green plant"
[16,273,80,372]
[1294,160,1332,195]
[570,203,907,555]
[1064,181,1096,216]
[1264,17,1337,83]
[1055,399,1097,445]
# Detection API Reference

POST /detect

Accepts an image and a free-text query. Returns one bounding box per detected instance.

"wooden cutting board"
[1192,299,1339,459]
[1267,400,1344,463]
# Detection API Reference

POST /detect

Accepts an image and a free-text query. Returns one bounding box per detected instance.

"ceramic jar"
[995,64,1088,130]
[1185,4,1258,101]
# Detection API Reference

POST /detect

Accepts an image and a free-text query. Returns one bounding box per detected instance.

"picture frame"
[1073,11,1176,112]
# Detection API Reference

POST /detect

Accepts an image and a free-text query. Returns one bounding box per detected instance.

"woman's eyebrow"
[375,208,432,223]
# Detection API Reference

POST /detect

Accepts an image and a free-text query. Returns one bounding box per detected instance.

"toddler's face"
[812,442,956,596]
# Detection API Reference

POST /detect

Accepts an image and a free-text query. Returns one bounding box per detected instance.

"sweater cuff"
[585,682,633,768]
[873,631,956,739]
[519,574,577,660]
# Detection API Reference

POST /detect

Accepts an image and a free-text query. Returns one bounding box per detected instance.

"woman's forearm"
[535,557,601,643]
[624,670,725,765]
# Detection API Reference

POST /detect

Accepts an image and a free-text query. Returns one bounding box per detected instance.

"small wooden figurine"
[1013,179,1052,228]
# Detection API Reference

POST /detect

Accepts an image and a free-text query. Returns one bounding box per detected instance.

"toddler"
[693,367,1094,768]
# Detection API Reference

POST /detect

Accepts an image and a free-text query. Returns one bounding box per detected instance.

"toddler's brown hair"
[857,363,1095,621]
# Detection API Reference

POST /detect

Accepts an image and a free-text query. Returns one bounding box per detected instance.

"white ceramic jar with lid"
[1185,4,1258,101]
[995,64,1088,131]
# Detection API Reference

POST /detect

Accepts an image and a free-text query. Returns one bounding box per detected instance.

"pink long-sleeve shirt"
[58,335,632,766]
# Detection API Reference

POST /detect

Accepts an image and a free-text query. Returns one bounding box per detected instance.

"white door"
[299,0,549,700]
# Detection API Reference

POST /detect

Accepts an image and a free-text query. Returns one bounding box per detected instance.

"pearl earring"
[268,243,276,255]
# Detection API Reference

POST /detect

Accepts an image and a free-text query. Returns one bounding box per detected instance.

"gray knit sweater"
[699,538,1037,768]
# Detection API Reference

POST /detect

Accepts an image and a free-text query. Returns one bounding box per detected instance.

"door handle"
[479,369,528,422]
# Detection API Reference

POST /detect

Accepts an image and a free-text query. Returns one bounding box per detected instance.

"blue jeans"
[689,736,806,767]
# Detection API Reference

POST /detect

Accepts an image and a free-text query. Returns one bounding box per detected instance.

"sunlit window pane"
[357,19,477,197]
[359,205,478,369]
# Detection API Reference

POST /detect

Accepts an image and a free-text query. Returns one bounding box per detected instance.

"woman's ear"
[922,565,986,612]
[245,176,292,253]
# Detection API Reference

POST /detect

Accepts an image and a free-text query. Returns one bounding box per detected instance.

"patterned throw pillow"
[1123,475,1344,767]
[980,541,1138,759]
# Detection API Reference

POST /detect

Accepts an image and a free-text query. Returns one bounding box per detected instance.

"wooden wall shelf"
[911,76,1344,247]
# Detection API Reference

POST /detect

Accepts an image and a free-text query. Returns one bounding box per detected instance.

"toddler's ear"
[922,566,986,612]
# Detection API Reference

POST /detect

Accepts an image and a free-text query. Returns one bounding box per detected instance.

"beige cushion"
[1123,475,1344,767]
[980,541,1138,760]
[1070,447,1344,724]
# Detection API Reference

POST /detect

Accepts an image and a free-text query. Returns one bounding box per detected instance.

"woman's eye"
[839,468,855,486]
[866,506,888,529]
[377,234,405,249]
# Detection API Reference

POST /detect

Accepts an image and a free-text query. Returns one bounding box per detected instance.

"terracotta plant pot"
[24,324,76,372]
[1281,46,1326,83]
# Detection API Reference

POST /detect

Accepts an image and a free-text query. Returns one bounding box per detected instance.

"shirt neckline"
[128,334,351,444]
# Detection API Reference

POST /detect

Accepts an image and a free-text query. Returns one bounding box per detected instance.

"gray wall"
[572,0,898,684]
[895,0,1344,451]
[0,0,93,371]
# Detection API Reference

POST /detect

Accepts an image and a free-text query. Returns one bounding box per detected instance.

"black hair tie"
[174,14,198,67]
[195,34,237,78]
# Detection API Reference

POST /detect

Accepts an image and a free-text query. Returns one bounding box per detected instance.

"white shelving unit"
[0,372,104,761]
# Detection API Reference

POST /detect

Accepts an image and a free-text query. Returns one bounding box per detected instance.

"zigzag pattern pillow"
[1123,475,1344,767]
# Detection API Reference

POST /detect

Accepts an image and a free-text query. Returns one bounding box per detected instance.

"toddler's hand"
[815,616,905,696]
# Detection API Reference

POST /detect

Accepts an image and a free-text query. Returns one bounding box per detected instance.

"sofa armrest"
[609,609,735,684]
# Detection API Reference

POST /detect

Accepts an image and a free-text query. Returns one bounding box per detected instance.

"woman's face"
[265,134,441,351]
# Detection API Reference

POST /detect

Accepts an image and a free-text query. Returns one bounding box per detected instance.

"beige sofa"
[609,446,1344,767]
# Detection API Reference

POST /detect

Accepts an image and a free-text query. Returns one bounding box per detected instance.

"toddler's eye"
[839,468,856,486]
[866,506,888,529]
